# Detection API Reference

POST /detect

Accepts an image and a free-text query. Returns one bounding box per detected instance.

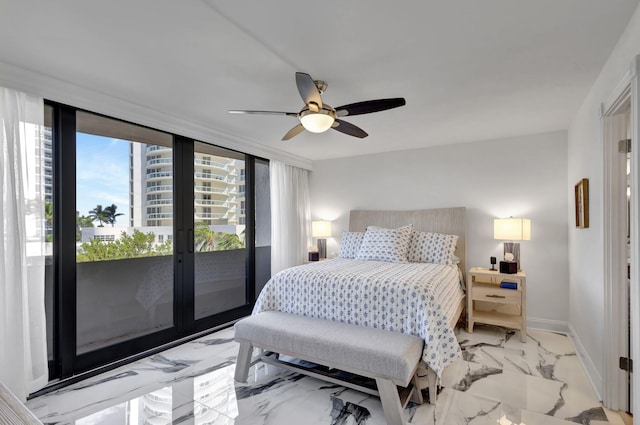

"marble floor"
[26,324,623,425]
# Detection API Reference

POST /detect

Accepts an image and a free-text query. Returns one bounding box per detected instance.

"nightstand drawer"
[472,286,521,305]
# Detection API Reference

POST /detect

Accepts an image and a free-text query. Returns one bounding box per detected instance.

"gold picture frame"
[575,178,589,228]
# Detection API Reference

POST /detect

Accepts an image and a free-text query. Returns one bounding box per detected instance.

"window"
[45,101,270,380]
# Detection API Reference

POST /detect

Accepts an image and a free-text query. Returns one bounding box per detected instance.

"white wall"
[567,3,640,401]
[310,131,569,330]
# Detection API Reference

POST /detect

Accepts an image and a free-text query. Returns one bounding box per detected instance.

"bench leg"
[427,367,438,405]
[234,341,253,383]
[410,373,424,404]
[375,378,407,425]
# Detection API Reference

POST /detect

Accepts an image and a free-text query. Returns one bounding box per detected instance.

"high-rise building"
[130,143,245,228]
[42,125,53,238]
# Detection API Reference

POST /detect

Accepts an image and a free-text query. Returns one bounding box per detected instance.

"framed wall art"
[575,178,589,228]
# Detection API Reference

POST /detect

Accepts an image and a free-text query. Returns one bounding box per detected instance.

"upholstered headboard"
[349,207,467,275]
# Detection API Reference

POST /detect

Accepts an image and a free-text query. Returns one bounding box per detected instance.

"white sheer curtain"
[270,160,311,275]
[0,87,48,401]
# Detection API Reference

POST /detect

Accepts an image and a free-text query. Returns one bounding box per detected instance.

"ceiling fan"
[229,72,406,140]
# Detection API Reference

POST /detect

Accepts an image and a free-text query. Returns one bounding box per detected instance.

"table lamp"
[312,220,332,259]
[494,217,531,271]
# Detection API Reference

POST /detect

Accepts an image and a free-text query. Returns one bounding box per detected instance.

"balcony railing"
[194,159,228,168]
[146,171,173,179]
[194,186,229,194]
[194,172,227,181]
[146,146,171,153]
[146,213,173,219]
[146,158,172,166]
[194,199,228,206]
[147,185,173,193]
[146,199,173,206]
[194,212,225,219]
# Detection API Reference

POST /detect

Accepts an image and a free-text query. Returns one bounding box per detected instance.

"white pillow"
[338,231,365,259]
[408,231,459,265]
[355,225,413,263]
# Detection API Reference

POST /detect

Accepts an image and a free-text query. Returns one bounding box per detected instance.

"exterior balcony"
[146,171,173,181]
[194,199,229,209]
[194,158,228,171]
[194,186,230,195]
[147,185,173,194]
[146,158,173,167]
[146,145,172,153]
[194,172,229,183]
[194,212,225,220]
[146,199,173,207]
[146,212,173,220]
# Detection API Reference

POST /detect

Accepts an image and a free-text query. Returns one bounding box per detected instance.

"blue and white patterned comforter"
[253,258,464,376]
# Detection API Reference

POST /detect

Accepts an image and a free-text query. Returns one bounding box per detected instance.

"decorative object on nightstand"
[312,220,332,259]
[490,256,497,271]
[494,217,531,271]
[467,267,527,342]
[499,260,517,274]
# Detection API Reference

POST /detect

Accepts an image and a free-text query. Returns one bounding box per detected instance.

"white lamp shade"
[300,113,335,133]
[312,220,332,238]
[494,218,531,241]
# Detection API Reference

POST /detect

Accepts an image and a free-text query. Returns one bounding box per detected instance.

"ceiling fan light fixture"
[299,107,336,133]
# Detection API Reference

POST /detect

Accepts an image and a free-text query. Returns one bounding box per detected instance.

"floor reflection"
[27,325,614,425]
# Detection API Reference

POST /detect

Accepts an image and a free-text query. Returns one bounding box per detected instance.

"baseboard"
[567,323,602,401]
[526,316,570,334]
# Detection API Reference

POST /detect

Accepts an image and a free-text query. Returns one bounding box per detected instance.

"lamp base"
[503,242,521,271]
[317,238,327,259]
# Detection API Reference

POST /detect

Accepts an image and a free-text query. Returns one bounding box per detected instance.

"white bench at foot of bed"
[234,311,427,425]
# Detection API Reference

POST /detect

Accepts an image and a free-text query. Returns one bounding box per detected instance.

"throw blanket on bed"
[253,258,463,376]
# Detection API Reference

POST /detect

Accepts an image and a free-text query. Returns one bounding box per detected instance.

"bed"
[252,207,467,386]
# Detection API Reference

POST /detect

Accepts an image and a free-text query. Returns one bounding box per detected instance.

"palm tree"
[194,222,215,251]
[88,205,109,227]
[104,204,124,227]
[215,232,244,250]
[44,202,53,230]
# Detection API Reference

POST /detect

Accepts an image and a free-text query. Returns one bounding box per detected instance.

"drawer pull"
[486,294,506,299]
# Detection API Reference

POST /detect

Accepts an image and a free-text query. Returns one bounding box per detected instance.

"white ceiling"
[1,0,638,162]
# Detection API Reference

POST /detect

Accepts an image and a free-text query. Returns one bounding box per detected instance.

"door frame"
[602,54,639,415]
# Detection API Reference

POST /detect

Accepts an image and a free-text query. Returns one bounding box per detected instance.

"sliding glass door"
[75,111,175,354]
[193,142,247,320]
[46,102,269,380]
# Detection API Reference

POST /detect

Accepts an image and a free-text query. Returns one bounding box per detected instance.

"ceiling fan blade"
[229,110,297,117]
[332,119,368,138]
[335,98,406,117]
[295,72,323,109]
[282,123,305,141]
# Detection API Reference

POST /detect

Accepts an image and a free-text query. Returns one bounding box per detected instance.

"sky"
[76,133,131,227]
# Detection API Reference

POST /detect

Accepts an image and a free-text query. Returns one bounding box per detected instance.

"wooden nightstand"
[467,267,527,342]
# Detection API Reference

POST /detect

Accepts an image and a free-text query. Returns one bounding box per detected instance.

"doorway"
[602,70,635,416]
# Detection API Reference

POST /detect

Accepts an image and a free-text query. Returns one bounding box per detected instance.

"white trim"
[0,61,313,171]
[601,75,632,411]
[602,70,632,117]
[526,317,569,334]
[629,53,640,416]
[568,323,603,401]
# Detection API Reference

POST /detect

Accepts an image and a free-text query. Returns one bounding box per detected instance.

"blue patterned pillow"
[408,232,458,265]
[355,225,413,263]
[338,231,365,259]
